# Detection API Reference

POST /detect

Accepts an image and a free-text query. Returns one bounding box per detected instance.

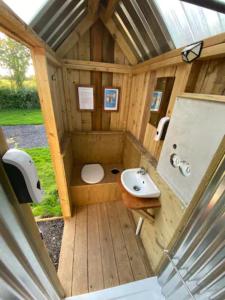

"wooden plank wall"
[71,131,124,164]
[63,21,131,132]
[126,57,225,162]
[47,63,69,144]
[122,133,184,272]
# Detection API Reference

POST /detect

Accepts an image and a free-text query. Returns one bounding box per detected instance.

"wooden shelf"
[117,175,161,210]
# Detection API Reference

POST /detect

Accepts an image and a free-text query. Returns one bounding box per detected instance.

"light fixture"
[181,41,203,63]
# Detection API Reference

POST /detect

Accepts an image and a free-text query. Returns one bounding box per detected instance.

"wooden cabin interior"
[0,0,225,299]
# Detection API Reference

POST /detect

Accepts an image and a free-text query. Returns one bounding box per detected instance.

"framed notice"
[77,85,95,111]
[150,91,163,112]
[103,87,120,111]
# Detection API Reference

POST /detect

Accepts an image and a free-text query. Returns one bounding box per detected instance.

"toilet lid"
[81,164,104,184]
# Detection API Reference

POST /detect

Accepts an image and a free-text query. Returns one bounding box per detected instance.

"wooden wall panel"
[47,63,68,143]
[72,131,125,164]
[186,57,225,95]
[127,66,177,161]
[110,43,131,131]
[122,133,184,272]
[101,24,114,130]
[62,22,130,133]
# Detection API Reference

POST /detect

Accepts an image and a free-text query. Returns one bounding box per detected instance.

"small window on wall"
[154,0,225,48]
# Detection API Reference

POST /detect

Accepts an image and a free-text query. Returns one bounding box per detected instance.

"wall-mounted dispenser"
[154,116,170,141]
[2,149,44,204]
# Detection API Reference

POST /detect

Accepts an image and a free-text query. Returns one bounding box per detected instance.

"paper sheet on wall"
[78,87,94,110]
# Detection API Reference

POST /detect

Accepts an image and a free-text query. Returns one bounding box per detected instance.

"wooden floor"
[58,201,153,297]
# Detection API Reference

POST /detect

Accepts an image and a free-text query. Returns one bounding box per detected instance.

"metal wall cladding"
[158,154,225,300]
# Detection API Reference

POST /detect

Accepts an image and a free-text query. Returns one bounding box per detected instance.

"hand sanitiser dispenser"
[154,116,170,141]
[2,149,44,203]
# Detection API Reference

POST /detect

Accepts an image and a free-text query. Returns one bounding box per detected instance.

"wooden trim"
[35,216,64,223]
[56,12,98,58]
[32,47,72,218]
[133,32,225,74]
[88,0,100,16]
[76,84,96,111]
[63,59,132,74]
[180,93,225,103]
[102,0,119,22]
[101,14,138,65]
[103,86,120,112]
[0,128,8,157]
[46,51,62,67]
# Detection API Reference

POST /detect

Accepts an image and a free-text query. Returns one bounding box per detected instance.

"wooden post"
[32,47,72,218]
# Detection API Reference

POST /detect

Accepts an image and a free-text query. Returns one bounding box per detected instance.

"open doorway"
[0,32,63,270]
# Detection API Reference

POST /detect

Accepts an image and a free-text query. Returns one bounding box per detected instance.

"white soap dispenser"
[154,116,170,141]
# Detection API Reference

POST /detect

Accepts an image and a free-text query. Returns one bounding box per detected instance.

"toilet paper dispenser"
[2,149,44,204]
[154,116,170,141]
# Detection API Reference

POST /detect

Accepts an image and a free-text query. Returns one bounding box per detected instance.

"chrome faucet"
[137,167,146,175]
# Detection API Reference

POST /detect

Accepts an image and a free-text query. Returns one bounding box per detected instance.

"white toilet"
[81,164,104,184]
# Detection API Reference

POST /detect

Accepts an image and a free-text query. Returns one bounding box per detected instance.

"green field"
[0,78,36,89]
[24,148,61,217]
[0,109,43,125]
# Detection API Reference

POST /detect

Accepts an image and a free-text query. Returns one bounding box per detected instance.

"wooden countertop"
[117,175,161,210]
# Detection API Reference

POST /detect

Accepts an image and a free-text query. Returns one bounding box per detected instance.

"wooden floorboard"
[106,201,134,284]
[98,202,119,288]
[57,214,76,296]
[58,201,153,297]
[72,206,88,295]
[87,204,104,292]
[116,201,148,281]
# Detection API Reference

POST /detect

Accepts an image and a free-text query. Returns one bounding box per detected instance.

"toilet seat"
[81,164,104,184]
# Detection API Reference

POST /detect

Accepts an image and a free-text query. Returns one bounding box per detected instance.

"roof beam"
[88,0,101,16]
[63,59,132,73]
[100,11,138,65]
[103,0,119,22]
[133,32,225,74]
[180,0,225,14]
[56,12,98,58]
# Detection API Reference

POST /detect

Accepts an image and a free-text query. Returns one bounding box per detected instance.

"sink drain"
[133,185,141,191]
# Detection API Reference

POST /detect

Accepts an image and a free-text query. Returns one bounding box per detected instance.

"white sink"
[121,168,160,198]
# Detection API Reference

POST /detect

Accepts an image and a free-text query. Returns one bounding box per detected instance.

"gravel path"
[38,219,64,271]
[2,125,48,148]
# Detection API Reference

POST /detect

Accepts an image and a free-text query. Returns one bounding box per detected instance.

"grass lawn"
[0,78,36,89]
[24,148,62,218]
[0,109,43,126]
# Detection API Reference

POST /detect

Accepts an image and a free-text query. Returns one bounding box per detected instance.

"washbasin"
[121,168,160,198]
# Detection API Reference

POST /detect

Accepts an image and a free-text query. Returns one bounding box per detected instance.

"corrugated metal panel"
[113,0,175,62]
[154,0,225,48]
[30,0,88,49]
[0,182,61,300]
[158,154,225,300]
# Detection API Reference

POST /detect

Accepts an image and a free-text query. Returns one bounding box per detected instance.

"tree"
[0,37,31,89]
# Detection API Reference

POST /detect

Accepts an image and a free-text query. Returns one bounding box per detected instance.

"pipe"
[180,0,225,14]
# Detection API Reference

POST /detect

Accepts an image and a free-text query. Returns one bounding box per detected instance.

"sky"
[3,0,48,24]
